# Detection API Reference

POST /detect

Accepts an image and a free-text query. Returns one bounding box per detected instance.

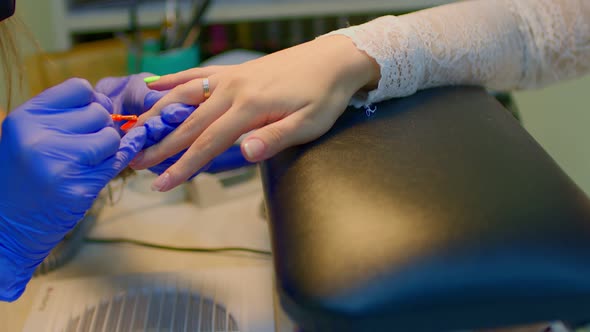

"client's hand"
[139,104,251,178]
[131,35,380,191]
[0,79,146,301]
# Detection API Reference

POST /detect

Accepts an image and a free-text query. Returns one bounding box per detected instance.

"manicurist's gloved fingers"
[30,78,95,110]
[127,104,195,172]
[45,102,114,134]
[120,73,163,114]
[66,127,121,166]
[94,76,131,95]
[160,103,197,125]
[144,90,167,110]
[99,126,147,177]
[144,116,176,147]
[94,73,166,117]
[143,103,197,145]
[93,92,114,113]
[118,126,147,164]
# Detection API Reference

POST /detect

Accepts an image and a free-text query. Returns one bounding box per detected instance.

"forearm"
[325,0,590,105]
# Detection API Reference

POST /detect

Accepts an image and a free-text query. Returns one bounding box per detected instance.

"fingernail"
[144,76,161,84]
[129,151,144,167]
[151,172,171,192]
[243,138,266,160]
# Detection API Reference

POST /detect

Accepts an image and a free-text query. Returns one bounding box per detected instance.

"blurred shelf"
[67,0,454,33]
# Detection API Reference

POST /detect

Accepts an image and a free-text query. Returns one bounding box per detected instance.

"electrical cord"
[84,237,272,256]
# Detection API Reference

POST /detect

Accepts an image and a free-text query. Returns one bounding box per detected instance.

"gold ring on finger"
[202,78,211,99]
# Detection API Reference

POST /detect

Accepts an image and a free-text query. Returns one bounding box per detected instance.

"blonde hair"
[0,15,27,111]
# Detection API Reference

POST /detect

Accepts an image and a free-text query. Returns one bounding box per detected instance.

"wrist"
[316,34,381,92]
[312,35,381,94]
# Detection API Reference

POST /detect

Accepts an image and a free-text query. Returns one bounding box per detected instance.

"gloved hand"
[94,73,165,134]
[94,73,199,176]
[0,78,147,301]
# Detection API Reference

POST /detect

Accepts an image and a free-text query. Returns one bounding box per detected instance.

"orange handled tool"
[111,114,138,132]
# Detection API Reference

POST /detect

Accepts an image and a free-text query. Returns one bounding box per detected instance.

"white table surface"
[0,170,294,331]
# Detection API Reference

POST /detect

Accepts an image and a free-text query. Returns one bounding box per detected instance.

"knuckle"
[196,133,214,152]
[179,112,201,134]
[224,75,247,92]
[301,117,329,139]
[237,89,262,108]
[66,77,92,89]
[264,125,284,145]
[169,82,198,105]
[195,135,218,162]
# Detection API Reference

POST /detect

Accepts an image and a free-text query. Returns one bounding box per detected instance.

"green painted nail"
[144,76,161,84]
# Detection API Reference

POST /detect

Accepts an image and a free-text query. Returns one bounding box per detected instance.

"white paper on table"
[91,171,271,252]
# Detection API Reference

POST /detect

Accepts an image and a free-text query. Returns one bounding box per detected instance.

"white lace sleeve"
[324,0,590,107]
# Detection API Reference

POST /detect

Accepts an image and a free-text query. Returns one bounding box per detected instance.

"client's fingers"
[137,76,219,126]
[150,108,253,192]
[146,65,230,91]
[130,94,230,169]
[241,110,328,162]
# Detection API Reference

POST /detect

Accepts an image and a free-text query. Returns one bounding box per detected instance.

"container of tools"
[126,0,210,75]
[127,39,200,75]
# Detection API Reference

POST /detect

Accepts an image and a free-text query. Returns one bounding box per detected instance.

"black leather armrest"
[261,87,590,332]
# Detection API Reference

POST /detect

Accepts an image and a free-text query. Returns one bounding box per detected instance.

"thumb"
[31,78,95,109]
[241,114,323,162]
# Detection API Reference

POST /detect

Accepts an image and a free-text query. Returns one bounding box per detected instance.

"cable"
[84,237,272,256]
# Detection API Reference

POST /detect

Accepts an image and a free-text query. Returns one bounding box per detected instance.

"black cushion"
[261,87,590,332]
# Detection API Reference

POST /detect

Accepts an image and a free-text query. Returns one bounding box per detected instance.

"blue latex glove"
[146,145,250,177]
[0,78,147,301]
[94,73,165,134]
